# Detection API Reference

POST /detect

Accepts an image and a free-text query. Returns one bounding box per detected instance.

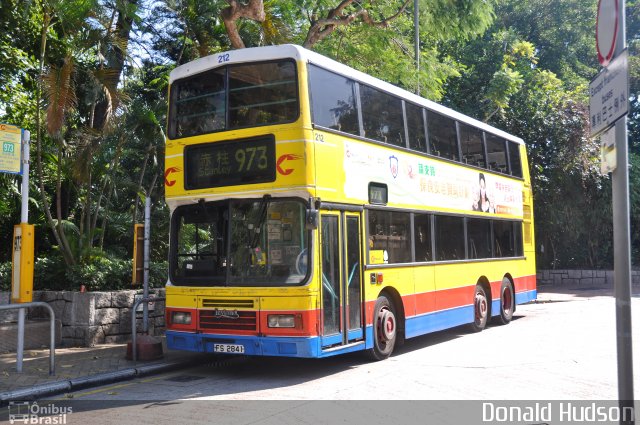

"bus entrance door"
[320,211,364,350]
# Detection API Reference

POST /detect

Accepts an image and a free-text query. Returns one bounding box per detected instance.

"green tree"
[442,0,614,268]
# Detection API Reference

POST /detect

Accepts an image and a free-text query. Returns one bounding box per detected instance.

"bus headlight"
[268,314,296,328]
[172,311,192,325]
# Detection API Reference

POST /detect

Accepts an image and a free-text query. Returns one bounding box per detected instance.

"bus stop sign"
[0,123,22,175]
[596,0,619,67]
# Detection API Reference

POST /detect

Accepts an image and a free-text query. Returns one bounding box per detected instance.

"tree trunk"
[221,0,265,49]
[35,9,75,266]
[56,144,74,262]
[303,0,410,49]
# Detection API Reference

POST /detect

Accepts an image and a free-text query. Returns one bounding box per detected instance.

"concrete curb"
[0,357,202,406]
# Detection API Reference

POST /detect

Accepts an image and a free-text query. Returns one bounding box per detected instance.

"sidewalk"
[0,338,208,404]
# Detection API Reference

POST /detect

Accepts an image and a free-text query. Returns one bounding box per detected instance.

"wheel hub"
[378,308,396,341]
[503,287,513,312]
[475,294,487,320]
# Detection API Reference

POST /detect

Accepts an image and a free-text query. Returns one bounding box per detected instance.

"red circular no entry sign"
[596,0,619,67]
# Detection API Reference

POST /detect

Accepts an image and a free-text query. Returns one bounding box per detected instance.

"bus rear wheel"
[496,278,515,325]
[367,295,397,361]
[469,284,489,332]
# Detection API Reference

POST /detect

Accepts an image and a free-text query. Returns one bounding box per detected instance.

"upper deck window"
[485,133,508,174]
[507,141,523,178]
[308,65,359,135]
[427,111,459,161]
[406,102,427,152]
[459,123,485,168]
[168,60,299,139]
[360,85,405,147]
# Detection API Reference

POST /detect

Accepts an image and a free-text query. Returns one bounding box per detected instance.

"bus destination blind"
[185,136,276,189]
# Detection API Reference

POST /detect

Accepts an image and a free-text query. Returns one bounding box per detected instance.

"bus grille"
[201,299,255,308]
[199,310,258,332]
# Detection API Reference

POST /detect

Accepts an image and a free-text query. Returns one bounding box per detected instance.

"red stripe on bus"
[366,274,536,325]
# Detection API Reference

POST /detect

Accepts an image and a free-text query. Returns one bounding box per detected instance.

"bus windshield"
[168,59,299,139]
[170,199,309,286]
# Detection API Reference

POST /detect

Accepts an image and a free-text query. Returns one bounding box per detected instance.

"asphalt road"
[28,288,640,424]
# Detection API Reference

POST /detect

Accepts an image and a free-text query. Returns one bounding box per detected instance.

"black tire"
[496,278,515,325]
[367,295,397,361]
[469,284,489,332]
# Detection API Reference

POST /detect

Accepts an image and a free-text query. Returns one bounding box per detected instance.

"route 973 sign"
[589,49,629,137]
[0,123,22,175]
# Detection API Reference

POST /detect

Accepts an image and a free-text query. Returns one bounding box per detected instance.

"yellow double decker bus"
[163,45,536,360]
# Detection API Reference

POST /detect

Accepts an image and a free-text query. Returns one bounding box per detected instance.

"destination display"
[185,136,276,189]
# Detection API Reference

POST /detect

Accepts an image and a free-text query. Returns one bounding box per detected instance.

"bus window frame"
[168,58,301,140]
[364,206,526,269]
[169,196,314,287]
[306,62,526,182]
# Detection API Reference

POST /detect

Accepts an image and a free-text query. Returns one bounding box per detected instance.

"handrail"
[0,302,55,375]
[131,296,166,362]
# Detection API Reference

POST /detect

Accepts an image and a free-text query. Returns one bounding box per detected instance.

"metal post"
[16,130,30,373]
[612,0,634,421]
[21,130,30,223]
[143,196,151,333]
[131,296,165,362]
[414,0,420,96]
[0,302,55,376]
[16,308,25,373]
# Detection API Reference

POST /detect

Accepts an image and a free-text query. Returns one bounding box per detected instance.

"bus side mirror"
[306,209,318,230]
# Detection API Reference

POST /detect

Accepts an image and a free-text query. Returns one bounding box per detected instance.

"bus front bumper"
[166,330,321,358]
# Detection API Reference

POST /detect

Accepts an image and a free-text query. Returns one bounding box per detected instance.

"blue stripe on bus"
[404,304,475,339]
[166,330,322,357]
[516,289,537,304]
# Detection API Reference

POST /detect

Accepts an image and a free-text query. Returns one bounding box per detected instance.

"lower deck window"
[368,210,411,263]
[435,216,465,261]
[367,209,523,265]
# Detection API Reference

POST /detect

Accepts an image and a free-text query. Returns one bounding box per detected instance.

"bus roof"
[169,44,524,145]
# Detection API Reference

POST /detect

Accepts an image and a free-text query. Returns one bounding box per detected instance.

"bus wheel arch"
[496,274,516,325]
[367,288,404,361]
[470,277,491,332]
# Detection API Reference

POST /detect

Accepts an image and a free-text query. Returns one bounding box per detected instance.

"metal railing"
[130,296,165,362]
[0,302,55,375]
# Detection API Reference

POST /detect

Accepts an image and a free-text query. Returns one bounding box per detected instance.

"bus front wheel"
[496,278,515,325]
[367,295,397,361]
[469,284,489,332]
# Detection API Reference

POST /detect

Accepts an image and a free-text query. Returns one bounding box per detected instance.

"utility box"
[11,223,34,303]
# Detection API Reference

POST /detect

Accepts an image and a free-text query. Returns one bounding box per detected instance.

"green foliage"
[64,257,132,291]
[0,262,10,291]
[0,256,167,292]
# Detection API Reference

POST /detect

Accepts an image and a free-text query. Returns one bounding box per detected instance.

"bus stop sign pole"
[604,0,635,420]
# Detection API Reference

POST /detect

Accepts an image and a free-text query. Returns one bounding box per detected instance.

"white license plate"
[213,343,245,354]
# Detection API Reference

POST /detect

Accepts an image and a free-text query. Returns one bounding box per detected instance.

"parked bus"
[163,45,536,360]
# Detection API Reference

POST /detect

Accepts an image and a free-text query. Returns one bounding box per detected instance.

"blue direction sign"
[0,123,22,175]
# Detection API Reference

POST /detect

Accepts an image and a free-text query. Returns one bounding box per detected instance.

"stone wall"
[0,292,17,323]
[0,289,165,347]
[536,269,640,287]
